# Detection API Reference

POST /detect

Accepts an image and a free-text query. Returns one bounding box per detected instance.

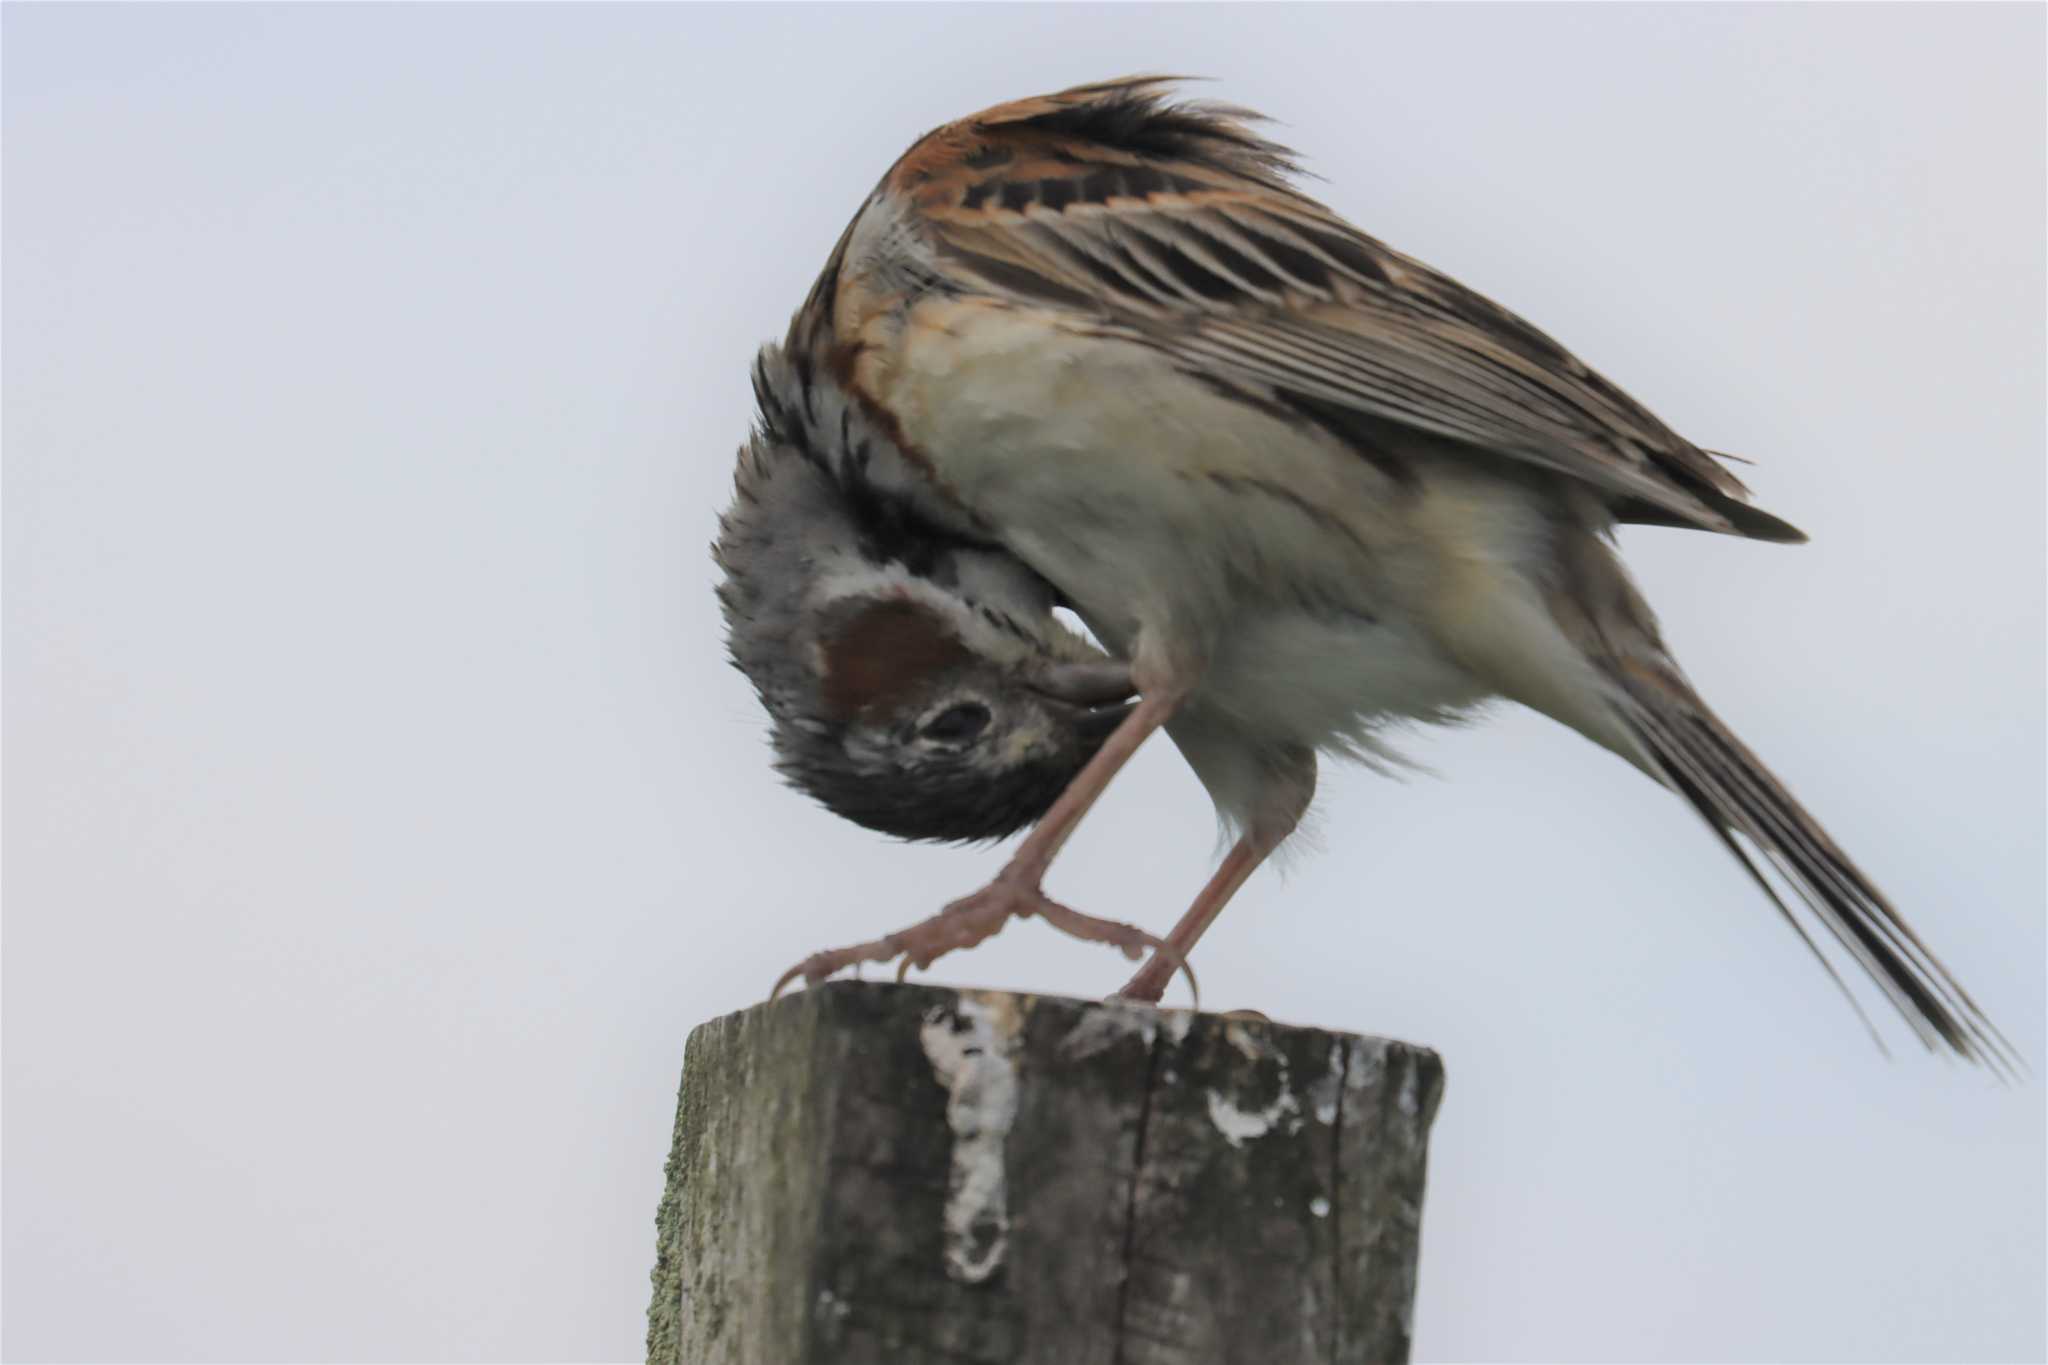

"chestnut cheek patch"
[819,598,975,723]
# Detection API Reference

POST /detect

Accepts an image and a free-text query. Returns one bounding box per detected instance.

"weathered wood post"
[647,981,1444,1365]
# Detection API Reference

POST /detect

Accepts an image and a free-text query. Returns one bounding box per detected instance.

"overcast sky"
[5,4,2042,1362]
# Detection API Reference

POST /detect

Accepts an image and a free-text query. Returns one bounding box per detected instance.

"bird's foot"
[1116,946,1188,1006]
[769,878,1195,1001]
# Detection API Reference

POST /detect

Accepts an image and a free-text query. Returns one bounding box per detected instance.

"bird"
[726,74,2010,1067]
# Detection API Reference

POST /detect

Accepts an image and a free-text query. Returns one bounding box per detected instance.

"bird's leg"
[1116,753,1313,1004]
[1114,835,1271,1004]
[772,678,1189,998]
[995,681,1180,883]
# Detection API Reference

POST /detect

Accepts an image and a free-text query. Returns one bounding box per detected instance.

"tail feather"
[1615,664,2018,1075]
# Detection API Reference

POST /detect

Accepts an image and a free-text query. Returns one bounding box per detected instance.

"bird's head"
[774,592,1131,842]
[715,344,1131,843]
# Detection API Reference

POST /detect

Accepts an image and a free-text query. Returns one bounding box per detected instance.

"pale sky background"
[5,4,2043,1362]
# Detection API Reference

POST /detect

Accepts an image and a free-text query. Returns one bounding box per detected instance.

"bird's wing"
[844,76,1802,542]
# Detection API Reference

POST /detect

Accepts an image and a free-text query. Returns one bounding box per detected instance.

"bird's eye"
[920,702,992,745]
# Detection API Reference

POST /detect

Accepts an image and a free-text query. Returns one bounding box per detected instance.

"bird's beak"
[1076,699,1137,744]
[1021,659,1136,707]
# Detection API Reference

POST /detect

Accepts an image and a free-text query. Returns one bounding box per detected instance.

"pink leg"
[1116,750,1312,1004]
[773,683,1190,996]
[997,685,1180,883]
[1114,834,1271,1004]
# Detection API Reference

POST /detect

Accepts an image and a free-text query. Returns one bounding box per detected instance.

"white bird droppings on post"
[1058,999,1193,1061]
[1206,1083,1301,1148]
[1205,1024,1303,1148]
[1161,1009,1193,1045]
[920,995,1022,1284]
[1224,1020,1267,1063]
[1059,997,1158,1059]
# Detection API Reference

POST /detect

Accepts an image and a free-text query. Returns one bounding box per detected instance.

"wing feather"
[856,77,1805,542]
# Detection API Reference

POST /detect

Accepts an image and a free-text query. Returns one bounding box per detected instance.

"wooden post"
[647,981,1444,1365]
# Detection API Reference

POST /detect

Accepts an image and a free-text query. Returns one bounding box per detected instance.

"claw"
[765,883,1187,1004]
[768,932,902,1001]
[1031,899,1198,1008]
[768,958,818,1002]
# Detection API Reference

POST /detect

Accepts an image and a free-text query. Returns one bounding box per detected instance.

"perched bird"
[730,75,2008,1066]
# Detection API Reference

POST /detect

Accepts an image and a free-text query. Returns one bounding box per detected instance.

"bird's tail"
[1610,657,2017,1073]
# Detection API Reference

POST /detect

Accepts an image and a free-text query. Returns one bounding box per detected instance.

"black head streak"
[752,350,990,579]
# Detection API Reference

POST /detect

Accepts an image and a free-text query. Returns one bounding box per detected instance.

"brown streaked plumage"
[754,77,2012,1071]
[808,74,1803,544]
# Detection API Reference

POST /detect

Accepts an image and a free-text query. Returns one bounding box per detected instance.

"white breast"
[892,306,1390,612]
[888,298,1495,721]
